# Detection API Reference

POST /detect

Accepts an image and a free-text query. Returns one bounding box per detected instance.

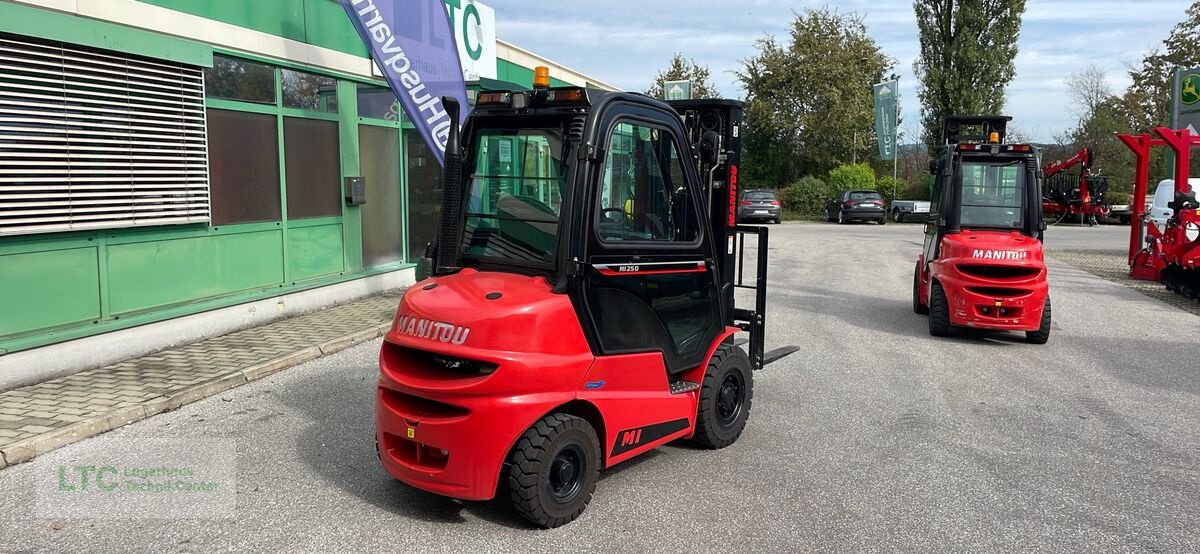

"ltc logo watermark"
[56,465,218,493]
[36,438,235,519]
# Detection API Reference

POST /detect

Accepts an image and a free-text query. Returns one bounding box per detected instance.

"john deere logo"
[1182,74,1200,105]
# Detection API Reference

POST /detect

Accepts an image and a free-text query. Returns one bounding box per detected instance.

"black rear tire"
[1025,297,1052,344]
[506,413,601,528]
[837,210,846,225]
[912,265,929,315]
[928,281,951,337]
[894,210,904,223]
[691,344,753,449]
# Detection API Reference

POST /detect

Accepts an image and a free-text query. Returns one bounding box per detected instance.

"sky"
[487,0,1191,143]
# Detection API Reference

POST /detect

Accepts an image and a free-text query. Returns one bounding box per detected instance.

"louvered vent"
[0,34,209,236]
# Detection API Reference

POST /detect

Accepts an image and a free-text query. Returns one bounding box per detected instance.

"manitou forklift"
[375,69,792,528]
[913,116,1052,343]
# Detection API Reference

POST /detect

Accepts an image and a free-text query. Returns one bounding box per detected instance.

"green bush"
[875,176,904,204]
[780,176,829,215]
[827,163,875,192]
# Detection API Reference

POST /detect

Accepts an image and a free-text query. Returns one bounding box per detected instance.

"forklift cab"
[437,88,756,372]
[922,115,1044,267]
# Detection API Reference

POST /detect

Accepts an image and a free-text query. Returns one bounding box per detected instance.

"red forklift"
[1041,147,1110,226]
[912,116,1052,343]
[375,69,794,527]
[1119,127,1200,296]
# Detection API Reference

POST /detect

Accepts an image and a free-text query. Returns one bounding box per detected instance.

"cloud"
[488,0,1188,142]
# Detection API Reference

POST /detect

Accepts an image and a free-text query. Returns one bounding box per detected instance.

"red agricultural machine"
[913,116,1052,343]
[1119,127,1200,297]
[1041,147,1109,225]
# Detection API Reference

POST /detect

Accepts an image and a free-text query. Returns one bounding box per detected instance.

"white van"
[1148,178,1199,232]
[1147,178,1200,243]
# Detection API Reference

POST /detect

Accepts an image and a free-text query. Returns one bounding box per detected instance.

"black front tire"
[836,210,846,225]
[894,210,904,223]
[1025,297,1052,344]
[912,265,929,315]
[506,413,601,528]
[878,217,887,225]
[691,344,753,449]
[774,217,782,224]
[928,281,951,337]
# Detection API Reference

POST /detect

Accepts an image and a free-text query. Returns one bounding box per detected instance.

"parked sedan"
[738,190,782,224]
[825,190,886,224]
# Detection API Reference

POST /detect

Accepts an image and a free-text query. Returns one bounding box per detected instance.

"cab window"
[959,160,1025,229]
[596,121,699,243]
[462,127,565,265]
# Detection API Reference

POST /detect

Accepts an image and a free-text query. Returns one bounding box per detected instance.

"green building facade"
[0,0,614,355]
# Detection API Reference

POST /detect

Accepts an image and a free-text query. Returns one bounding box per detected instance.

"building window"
[283,118,341,219]
[0,34,209,236]
[359,125,404,267]
[206,109,281,225]
[204,55,275,104]
[282,69,338,113]
[405,129,440,262]
[357,84,400,121]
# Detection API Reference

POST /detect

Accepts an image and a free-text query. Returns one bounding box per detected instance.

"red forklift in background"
[1041,147,1110,225]
[374,69,795,528]
[1119,127,1200,297]
[913,116,1052,343]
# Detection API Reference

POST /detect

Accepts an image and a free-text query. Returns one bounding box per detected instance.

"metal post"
[892,78,900,198]
[852,130,857,164]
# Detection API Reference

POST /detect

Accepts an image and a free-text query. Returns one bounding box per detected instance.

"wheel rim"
[716,372,744,427]
[546,442,587,504]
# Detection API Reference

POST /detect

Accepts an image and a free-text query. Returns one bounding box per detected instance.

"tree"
[738,9,895,187]
[1055,65,1135,193]
[913,0,1027,149]
[645,53,719,100]
[1067,64,1112,122]
[1120,2,1200,180]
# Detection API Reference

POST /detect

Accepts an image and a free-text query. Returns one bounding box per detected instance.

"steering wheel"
[601,207,625,221]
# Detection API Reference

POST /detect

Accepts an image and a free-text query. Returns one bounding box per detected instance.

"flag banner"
[873,80,897,161]
[340,0,469,166]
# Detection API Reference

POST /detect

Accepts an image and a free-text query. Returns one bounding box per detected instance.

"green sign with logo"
[1182,73,1200,105]
[1172,67,1200,133]
[873,80,898,161]
[665,80,691,101]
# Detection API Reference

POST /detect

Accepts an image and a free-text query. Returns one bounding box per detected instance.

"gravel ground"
[1,222,1196,553]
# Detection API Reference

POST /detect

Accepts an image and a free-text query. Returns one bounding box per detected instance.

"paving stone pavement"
[1048,248,1200,316]
[0,291,402,467]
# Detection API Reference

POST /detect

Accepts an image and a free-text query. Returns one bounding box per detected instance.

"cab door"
[923,155,948,268]
[581,109,721,375]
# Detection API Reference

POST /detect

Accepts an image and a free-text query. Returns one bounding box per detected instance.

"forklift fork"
[731,226,798,369]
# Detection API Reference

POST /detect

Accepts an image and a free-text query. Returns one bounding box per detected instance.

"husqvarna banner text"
[340,0,469,166]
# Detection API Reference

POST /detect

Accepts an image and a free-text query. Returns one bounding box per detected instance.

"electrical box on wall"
[345,177,366,206]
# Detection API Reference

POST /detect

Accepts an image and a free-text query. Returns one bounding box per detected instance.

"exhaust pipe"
[435,96,463,275]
